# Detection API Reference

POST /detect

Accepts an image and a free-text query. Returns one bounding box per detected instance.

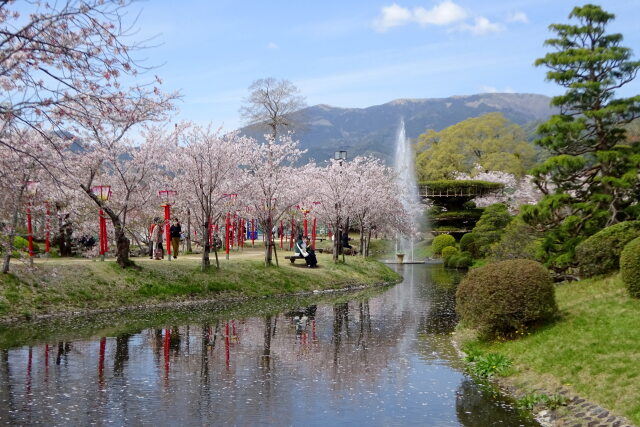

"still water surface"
[0,264,537,426]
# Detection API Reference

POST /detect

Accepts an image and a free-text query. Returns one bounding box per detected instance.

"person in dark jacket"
[170,218,182,259]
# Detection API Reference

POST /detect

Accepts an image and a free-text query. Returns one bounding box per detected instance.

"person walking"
[170,218,182,259]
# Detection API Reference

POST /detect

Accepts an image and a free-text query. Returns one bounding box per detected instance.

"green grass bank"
[458,274,640,425]
[0,251,401,323]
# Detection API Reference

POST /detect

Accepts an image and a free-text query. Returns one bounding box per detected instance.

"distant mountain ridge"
[239,93,556,164]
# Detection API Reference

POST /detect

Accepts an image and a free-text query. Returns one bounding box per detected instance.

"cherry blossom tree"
[170,124,253,270]
[64,116,175,268]
[0,0,157,142]
[453,165,543,213]
[244,133,306,266]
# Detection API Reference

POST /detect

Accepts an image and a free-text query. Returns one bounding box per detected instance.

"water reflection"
[0,265,537,426]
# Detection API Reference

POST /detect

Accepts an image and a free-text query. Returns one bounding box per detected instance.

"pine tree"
[522,4,640,272]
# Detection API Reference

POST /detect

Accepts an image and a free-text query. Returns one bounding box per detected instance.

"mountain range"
[239,93,556,164]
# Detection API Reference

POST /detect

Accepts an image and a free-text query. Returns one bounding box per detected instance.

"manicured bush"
[441,246,458,259]
[432,234,456,255]
[575,221,640,278]
[470,203,512,257]
[456,259,557,337]
[459,233,477,256]
[444,251,473,269]
[491,216,542,262]
[620,237,640,298]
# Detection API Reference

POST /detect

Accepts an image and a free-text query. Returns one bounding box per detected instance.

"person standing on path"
[151,218,164,260]
[170,218,182,259]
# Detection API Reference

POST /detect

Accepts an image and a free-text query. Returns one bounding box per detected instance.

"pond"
[0,264,538,426]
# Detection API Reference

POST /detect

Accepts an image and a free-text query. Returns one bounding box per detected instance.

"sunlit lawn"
[473,274,640,425]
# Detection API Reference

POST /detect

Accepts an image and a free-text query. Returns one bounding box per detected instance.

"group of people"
[149,217,182,260]
[294,235,318,268]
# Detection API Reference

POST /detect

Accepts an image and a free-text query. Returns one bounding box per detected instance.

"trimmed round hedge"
[441,245,458,259]
[459,233,477,257]
[575,221,640,278]
[432,234,456,255]
[620,237,640,298]
[456,259,557,337]
[444,251,473,269]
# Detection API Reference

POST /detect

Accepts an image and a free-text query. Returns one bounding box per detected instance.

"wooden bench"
[285,254,306,263]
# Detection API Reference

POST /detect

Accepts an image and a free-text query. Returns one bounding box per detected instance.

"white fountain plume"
[394,118,422,262]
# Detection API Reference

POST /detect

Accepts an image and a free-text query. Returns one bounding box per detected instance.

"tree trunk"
[201,223,210,271]
[365,228,372,257]
[114,227,133,268]
[359,222,365,257]
[333,219,340,263]
[264,217,273,266]
[186,208,193,253]
[1,201,21,274]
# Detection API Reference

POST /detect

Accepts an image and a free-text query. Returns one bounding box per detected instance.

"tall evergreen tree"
[522,4,640,272]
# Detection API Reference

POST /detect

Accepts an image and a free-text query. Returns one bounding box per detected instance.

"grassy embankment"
[0,249,400,322]
[459,274,640,425]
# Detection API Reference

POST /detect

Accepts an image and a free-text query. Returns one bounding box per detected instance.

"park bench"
[285,254,306,263]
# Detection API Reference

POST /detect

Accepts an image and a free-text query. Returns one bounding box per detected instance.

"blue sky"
[132,0,640,130]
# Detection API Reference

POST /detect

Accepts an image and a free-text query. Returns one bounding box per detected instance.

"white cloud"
[507,11,529,24]
[414,1,467,26]
[458,17,504,35]
[267,42,279,49]
[373,4,413,32]
[373,2,505,36]
[479,85,514,93]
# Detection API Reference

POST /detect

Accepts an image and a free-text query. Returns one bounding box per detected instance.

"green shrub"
[13,236,29,250]
[575,221,640,278]
[441,245,458,259]
[459,233,477,256]
[620,237,640,298]
[432,234,456,255]
[444,251,473,269]
[11,236,40,253]
[470,203,512,257]
[490,216,542,262]
[456,259,557,337]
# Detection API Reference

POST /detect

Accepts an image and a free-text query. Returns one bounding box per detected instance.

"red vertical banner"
[164,204,171,256]
[99,209,105,256]
[225,212,231,256]
[303,213,308,237]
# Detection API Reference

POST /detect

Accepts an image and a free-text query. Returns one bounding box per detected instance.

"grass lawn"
[0,248,400,321]
[463,274,640,425]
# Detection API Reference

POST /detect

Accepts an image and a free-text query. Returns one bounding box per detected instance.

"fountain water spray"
[394,118,422,262]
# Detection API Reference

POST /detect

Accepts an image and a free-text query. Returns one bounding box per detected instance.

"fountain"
[394,118,423,263]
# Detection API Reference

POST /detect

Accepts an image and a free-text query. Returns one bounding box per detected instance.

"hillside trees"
[416,112,536,181]
[522,4,640,271]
